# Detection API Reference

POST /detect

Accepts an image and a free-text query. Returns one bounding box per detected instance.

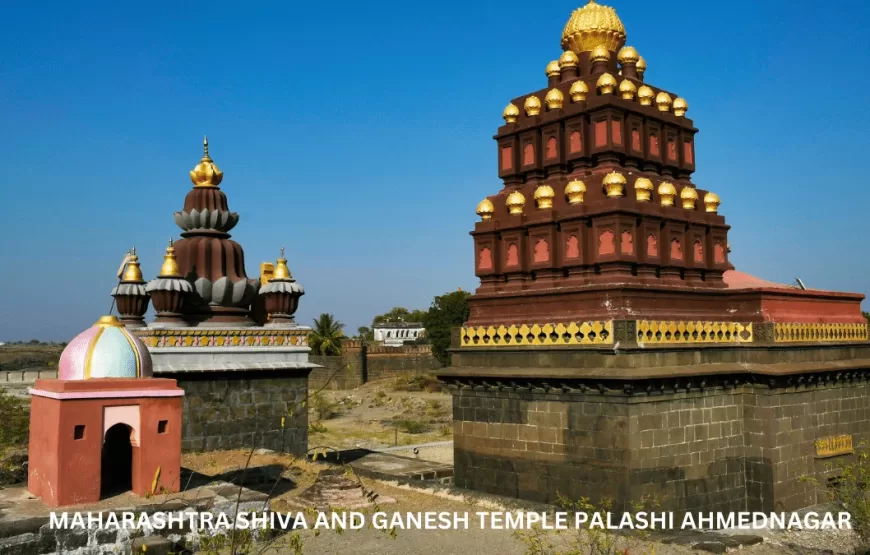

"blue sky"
[1,0,868,341]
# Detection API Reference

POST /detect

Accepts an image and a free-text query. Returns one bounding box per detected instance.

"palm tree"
[309,313,346,356]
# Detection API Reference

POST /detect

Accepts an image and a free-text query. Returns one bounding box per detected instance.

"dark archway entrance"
[100,423,133,498]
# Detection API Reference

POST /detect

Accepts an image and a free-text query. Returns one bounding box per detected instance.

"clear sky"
[1,0,868,341]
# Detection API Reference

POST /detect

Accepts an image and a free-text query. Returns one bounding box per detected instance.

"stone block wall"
[163,370,309,456]
[744,381,870,511]
[450,378,870,513]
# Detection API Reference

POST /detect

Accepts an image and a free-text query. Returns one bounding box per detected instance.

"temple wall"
[162,371,309,456]
[450,380,870,514]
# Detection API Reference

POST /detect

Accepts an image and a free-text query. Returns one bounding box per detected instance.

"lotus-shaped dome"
[561,1,627,54]
[58,316,152,380]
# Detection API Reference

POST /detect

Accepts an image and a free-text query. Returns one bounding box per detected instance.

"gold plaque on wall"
[815,435,854,458]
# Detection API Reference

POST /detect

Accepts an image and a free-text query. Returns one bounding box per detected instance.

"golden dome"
[618,79,636,100]
[634,177,654,202]
[561,1,627,54]
[503,102,520,123]
[638,85,654,106]
[273,247,292,280]
[546,88,564,110]
[636,56,647,75]
[597,73,617,95]
[524,95,542,116]
[617,46,639,65]
[704,192,721,213]
[476,198,495,220]
[122,247,144,282]
[506,191,526,215]
[559,50,579,67]
[569,80,589,102]
[658,182,677,206]
[680,186,699,209]
[534,185,556,209]
[159,239,181,277]
[656,91,672,112]
[546,60,562,78]
[589,45,611,63]
[565,179,587,204]
[673,97,688,117]
[189,136,224,188]
[603,171,626,197]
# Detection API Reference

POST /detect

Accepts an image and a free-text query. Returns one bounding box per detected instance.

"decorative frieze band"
[133,328,309,349]
[774,323,868,343]
[636,320,753,344]
[458,320,868,348]
[460,321,614,347]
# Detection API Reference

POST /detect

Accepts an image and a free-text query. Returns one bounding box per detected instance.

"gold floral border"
[460,322,613,347]
[637,320,753,344]
[774,323,868,343]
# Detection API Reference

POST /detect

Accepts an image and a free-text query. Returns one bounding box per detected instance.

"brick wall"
[309,341,440,390]
[167,371,308,456]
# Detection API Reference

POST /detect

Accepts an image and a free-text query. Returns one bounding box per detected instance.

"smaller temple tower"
[28,316,184,506]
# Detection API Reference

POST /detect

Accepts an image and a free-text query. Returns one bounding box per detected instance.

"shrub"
[392,373,442,393]
[309,421,328,434]
[310,393,341,421]
[0,389,28,448]
[395,419,429,434]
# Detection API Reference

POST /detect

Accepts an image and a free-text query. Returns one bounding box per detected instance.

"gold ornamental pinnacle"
[190,135,224,188]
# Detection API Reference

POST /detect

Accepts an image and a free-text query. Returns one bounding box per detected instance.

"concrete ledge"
[152,361,320,373]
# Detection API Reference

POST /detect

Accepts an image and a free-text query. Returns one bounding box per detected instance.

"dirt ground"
[306,376,454,455]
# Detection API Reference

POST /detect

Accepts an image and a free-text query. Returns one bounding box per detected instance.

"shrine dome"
[58,316,153,380]
[561,1,627,54]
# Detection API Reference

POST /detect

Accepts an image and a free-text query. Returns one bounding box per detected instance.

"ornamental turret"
[110,248,150,328]
[171,138,259,324]
[258,247,305,326]
[146,238,194,325]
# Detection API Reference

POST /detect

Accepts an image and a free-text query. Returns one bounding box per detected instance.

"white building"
[373,322,425,347]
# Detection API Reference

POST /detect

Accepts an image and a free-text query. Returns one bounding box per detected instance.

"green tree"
[864,312,870,324]
[356,326,373,341]
[423,290,471,366]
[372,307,428,325]
[309,313,346,356]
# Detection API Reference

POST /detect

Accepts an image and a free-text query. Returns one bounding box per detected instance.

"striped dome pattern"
[58,316,153,380]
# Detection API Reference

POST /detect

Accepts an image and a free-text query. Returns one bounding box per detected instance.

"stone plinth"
[438,324,870,513]
[27,378,184,507]
[134,326,316,455]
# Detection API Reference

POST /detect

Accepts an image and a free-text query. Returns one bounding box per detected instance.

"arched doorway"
[101,423,133,497]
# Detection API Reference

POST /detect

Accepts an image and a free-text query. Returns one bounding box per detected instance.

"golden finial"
[656,91,673,112]
[159,238,181,277]
[617,46,639,65]
[534,185,556,209]
[658,182,677,206]
[122,246,144,282]
[559,50,579,68]
[680,186,699,209]
[524,96,542,116]
[590,45,611,63]
[636,56,647,76]
[561,1,626,54]
[189,136,224,188]
[673,97,688,117]
[565,179,587,204]
[618,79,636,100]
[596,73,617,95]
[569,80,589,102]
[638,85,654,106]
[546,60,561,78]
[634,177,654,202]
[503,102,520,123]
[704,192,721,213]
[603,172,626,197]
[545,88,564,110]
[273,247,292,280]
[506,191,526,215]
[476,198,494,220]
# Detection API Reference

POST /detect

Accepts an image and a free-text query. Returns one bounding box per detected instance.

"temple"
[439,1,870,514]
[108,138,315,454]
